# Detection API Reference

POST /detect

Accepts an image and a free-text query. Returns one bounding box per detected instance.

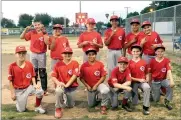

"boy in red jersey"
[129,44,150,115]
[124,19,144,59]
[20,20,49,94]
[108,56,132,112]
[77,18,103,62]
[51,47,79,118]
[80,48,110,115]
[139,21,163,64]
[45,24,70,70]
[8,46,45,113]
[149,45,174,110]
[104,15,126,78]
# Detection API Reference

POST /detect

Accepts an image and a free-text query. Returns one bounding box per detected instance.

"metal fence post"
[153,11,156,31]
[172,6,176,52]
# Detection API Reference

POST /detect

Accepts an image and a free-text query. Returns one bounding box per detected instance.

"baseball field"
[2,35,181,120]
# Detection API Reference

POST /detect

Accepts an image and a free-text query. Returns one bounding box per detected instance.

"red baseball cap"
[141,21,151,28]
[130,19,140,25]
[131,44,142,51]
[110,15,119,21]
[62,47,73,54]
[15,45,27,53]
[53,24,63,30]
[154,44,165,51]
[118,56,129,63]
[86,18,96,24]
[85,47,97,55]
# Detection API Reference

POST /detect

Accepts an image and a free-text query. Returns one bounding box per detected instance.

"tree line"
[1,13,70,28]
[1,1,180,29]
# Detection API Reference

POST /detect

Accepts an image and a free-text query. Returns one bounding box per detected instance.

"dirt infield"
[2,36,181,119]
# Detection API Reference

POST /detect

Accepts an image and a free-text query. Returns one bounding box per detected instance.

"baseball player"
[104,15,126,78]
[77,18,103,63]
[8,45,45,113]
[138,21,163,64]
[124,19,144,59]
[51,47,79,118]
[45,24,70,70]
[80,48,110,114]
[149,45,174,110]
[138,21,165,100]
[108,56,132,112]
[20,20,49,95]
[128,44,150,115]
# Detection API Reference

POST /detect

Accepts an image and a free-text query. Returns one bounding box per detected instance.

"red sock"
[161,87,166,94]
[122,98,128,105]
[36,97,42,107]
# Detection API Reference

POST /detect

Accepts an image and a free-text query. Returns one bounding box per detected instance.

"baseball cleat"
[55,108,63,118]
[164,99,173,110]
[35,105,46,114]
[100,106,107,115]
[122,104,133,112]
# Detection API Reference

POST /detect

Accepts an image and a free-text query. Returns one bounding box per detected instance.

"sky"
[2,1,152,25]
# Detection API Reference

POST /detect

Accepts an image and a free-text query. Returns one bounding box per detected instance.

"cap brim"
[118,61,128,63]
[53,27,63,30]
[131,46,142,51]
[154,47,165,51]
[130,22,140,25]
[141,24,151,28]
[16,50,27,53]
[62,51,73,54]
[110,18,119,21]
[85,50,97,55]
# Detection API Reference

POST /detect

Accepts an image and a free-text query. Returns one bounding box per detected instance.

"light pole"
[124,7,130,18]
[105,13,109,27]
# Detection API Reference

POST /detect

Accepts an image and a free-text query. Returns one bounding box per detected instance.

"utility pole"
[79,1,81,13]
[124,7,130,18]
[112,11,115,15]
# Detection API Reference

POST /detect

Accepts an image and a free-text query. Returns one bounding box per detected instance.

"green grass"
[2,104,38,120]
[171,62,181,77]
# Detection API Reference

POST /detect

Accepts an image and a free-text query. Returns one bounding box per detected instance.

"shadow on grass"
[2,104,38,120]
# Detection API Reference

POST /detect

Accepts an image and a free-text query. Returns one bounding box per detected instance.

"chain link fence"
[125,4,181,51]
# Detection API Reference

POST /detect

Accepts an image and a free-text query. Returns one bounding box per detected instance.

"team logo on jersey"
[68,69,73,75]
[140,66,145,71]
[63,43,67,48]
[26,73,31,78]
[39,37,44,41]
[92,38,97,43]
[75,68,79,73]
[94,70,100,76]
[155,38,158,43]
[161,68,166,72]
[118,36,122,40]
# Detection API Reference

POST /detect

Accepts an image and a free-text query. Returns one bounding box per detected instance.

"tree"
[52,17,70,27]
[96,21,104,31]
[1,18,16,28]
[18,13,34,28]
[127,11,139,18]
[140,1,181,14]
[34,13,52,27]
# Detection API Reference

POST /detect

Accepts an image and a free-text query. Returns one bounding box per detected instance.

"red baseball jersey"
[138,31,163,55]
[104,27,125,49]
[125,32,145,54]
[49,36,70,60]
[77,31,103,52]
[51,60,79,87]
[149,57,171,81]
[25,30,47,53]
[80,61,107,87]
[129,59,149,80]
[108,67,131,87]
[8,61,36,89]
